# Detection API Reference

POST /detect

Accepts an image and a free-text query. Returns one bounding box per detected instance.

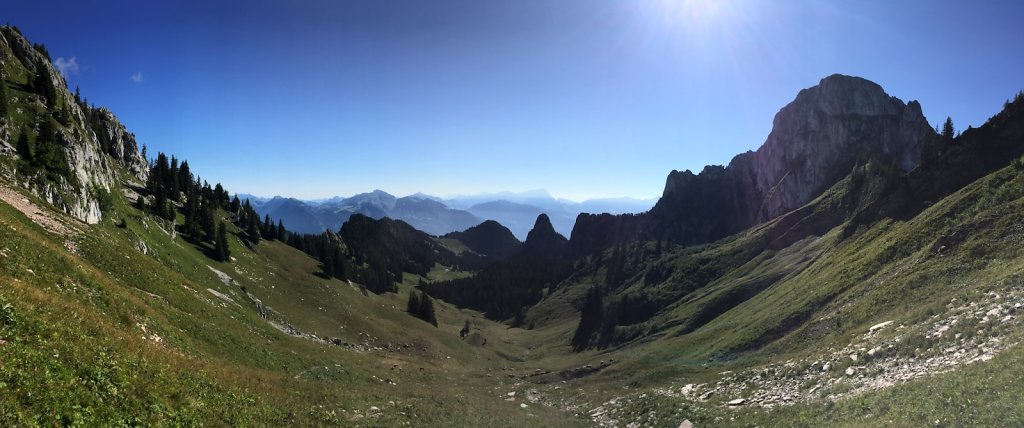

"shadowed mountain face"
[523,214,568,258]
[572,74,939,253]
[443,220,521,258]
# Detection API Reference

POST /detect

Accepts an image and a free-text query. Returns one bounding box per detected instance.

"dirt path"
[0,182,81,253]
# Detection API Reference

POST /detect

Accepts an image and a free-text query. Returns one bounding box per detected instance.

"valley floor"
[5,171,1024,427]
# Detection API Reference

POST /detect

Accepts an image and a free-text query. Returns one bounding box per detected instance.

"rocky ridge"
[0,26,148,224]
[640,75,937,247]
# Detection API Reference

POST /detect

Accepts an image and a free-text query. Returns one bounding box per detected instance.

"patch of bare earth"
[0,183,81,253]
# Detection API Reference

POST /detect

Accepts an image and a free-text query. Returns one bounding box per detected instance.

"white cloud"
[54,56,79,76]
[130,72,144,83]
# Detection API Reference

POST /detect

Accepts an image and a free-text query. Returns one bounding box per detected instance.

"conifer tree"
[0,79,8,119]
[246,208,261,244]
[407,292,421,314]
[332,247,346,280]
[263,214,275,240]
[230,195,241,214]
[277,220,287,242]
[169,157,180,201]
[417,292,438,326]
[214,222,230,262]
[571,286,605,351]
[942,116,955,141]
[15,130,32,162]
[153,187,168,219]
[33,66,57,108]
[323,249,336,278]
[214,183,226,207]
[183,194,202,239]
[201,203,216,241]
[178,161,191,192]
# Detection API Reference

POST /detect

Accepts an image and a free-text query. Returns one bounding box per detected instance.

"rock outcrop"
[0,26,149,223]
[523,214,568,258]
[646,74,937,246]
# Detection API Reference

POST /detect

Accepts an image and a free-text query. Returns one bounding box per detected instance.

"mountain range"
[240,188,655,239]
[6,23,1024,426]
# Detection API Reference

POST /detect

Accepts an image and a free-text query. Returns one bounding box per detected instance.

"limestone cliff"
[647,74,937,245]
[0,26,149,223]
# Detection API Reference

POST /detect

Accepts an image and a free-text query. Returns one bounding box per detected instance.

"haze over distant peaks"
[242,188,656,239]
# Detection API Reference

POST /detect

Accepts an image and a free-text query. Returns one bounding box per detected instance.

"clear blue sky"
[5,1,1023,200]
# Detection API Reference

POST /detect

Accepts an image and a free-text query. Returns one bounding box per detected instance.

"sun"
[658,0,728,23]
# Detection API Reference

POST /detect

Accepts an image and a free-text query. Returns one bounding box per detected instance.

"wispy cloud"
[130,72,144,83]
[54,56,79,76]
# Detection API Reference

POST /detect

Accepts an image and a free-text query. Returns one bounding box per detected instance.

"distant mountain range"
[238,189,655,238]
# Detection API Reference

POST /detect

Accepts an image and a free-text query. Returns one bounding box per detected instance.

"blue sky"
[5,1,1023,200]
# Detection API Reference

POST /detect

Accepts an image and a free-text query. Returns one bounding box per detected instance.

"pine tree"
[169,157,180,201]
[230,195,241,214]
[33,66,57,108]
[332,247,346,280]
[407,292,421,314]
[214,183,226,208]
[15,130,32,162]
[0,79,8,120]
[571,286,605,351]
[263,214,275,240]
[417,292,438,326]
[214,222,231,262]
[246,208,261,244]
[277,220,287,242]
[178,161,192,192]
[153,187,168,219]
[323,249,336,278]
[201,203,216,241]
[941,116,955,141]
[183,194,202,239]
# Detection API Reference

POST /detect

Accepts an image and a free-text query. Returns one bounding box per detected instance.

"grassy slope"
[0,180,584,426]
[505,157,1024,425]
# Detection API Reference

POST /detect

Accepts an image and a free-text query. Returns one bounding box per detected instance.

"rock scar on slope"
[0,182,82,253]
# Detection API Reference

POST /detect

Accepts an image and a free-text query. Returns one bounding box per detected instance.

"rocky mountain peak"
[647,75,938,247]
[523,214,567,258]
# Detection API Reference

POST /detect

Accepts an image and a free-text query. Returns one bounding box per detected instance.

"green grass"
[0,180,586,426]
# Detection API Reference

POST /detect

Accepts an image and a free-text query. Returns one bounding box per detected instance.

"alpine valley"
[3,23,1024,428]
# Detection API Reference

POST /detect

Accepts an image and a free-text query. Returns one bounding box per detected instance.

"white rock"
[869,320,895,333]
[727,398,746,406]
[846,367,856,376]
[520,403,528,408]
[680,384,695,396]
[849,353,858,362]
[822,363,831,372]
[1001,315,1015,323]
[678,420,694,428]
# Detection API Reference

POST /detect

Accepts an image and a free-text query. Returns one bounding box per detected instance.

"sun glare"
[658,0,728,24]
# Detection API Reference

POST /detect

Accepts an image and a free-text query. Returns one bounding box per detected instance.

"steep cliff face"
[647,74,936,245]
[95,108,149,181]
[0,26,148,223]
